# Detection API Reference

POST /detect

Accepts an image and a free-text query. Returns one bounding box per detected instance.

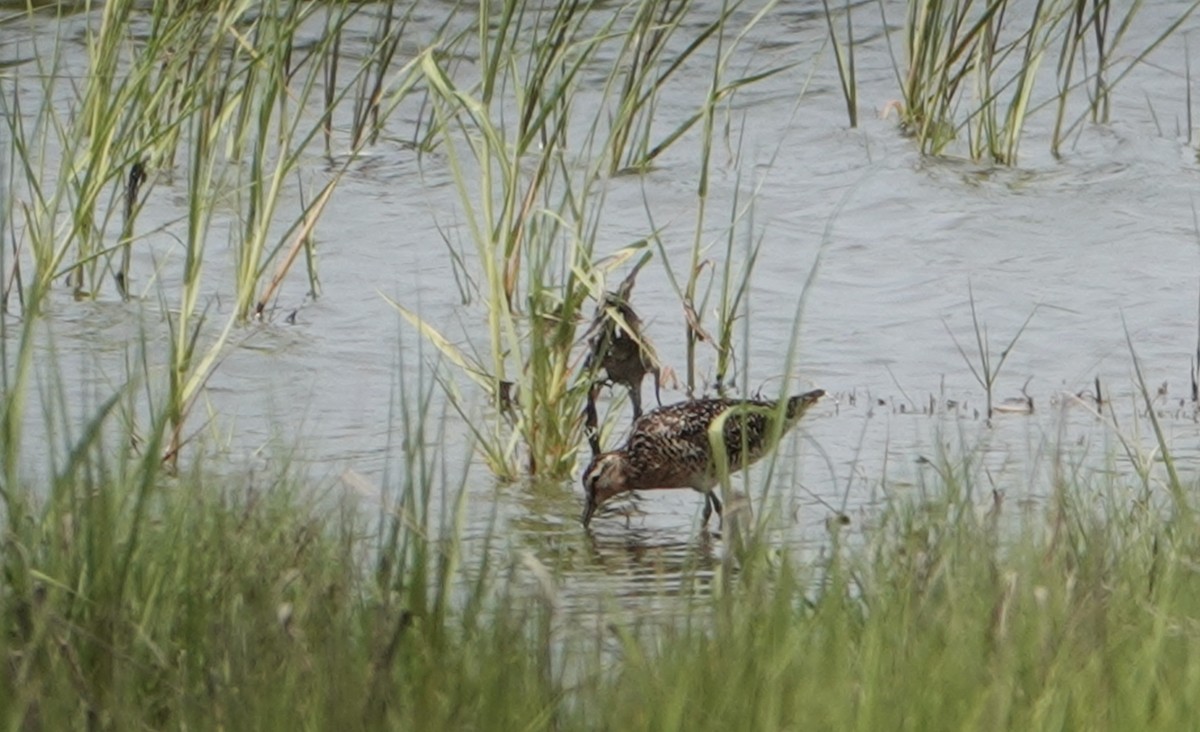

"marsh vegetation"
[4,0,1200,727]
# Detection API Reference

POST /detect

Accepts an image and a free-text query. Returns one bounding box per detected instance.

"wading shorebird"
[581,389,825,527]
[581,257,662,456]
[583,290,660,421]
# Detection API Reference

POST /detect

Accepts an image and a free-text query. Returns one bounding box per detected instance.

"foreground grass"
[605,500,1200,730]
[1,462,557,729]
[3,422,1200,730]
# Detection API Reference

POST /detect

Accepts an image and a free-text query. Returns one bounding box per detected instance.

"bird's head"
[581,452,632,526]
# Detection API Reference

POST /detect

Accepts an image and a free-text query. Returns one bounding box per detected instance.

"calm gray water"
[5,1,1200,610]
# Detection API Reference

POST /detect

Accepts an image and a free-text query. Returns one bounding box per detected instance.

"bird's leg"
[584,382,602,457]
[628,378,643,421]
[702,491,723,528]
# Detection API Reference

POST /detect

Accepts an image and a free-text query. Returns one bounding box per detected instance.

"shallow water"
[5,1,1200,611]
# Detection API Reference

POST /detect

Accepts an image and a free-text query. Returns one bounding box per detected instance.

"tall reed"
[822,0,859,127]
[414,5,598,478]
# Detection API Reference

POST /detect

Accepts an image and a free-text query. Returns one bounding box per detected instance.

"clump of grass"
[405,1,612,479]
[400,0,787,479]
[899,0,1059,162]
[895,0,1200,163]
[1053,0,1200,156]
[900,0,997,156]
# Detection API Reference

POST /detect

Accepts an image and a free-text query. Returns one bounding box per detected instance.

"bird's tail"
[786,389,826,419]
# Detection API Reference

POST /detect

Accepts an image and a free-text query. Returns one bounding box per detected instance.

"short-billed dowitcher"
[581,389,825,527]
[582,259,662,456]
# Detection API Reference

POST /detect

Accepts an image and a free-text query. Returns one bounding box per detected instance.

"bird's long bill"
[581,496,597,527]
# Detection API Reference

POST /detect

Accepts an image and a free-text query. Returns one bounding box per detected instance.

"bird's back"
[621,393,820,489]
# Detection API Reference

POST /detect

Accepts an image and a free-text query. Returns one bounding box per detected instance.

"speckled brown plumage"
[581,389,825,527]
